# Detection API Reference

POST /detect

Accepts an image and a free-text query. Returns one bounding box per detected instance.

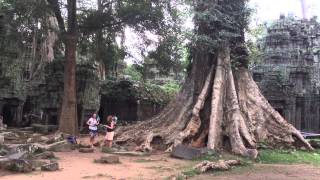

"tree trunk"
[58,0,78,135]
[96,0,106,80]
[59,35,78,135]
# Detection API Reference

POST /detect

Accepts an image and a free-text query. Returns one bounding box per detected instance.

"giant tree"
[116,0,313,158]
[48,0,78,135]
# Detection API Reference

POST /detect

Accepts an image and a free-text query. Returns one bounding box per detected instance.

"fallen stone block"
[46,140,74,152]
[41,162,59,171]
[1,132,20,141]
[0,158,9,169]
[19,127,34,132]
[0,148,9,156]
[30,159,50,169]
[40,136,50,142]
[171,144,208,160]
[310,140,320,149]
[5,159,33,173]
[0,144,10,156]
[6,151,28,160]
[94,155,120,164]
[15,143,45,154]
[79,148,94,153]
[45,138,56,145]
[34,151,55,159]
[101,147,116,153]
[31,124,58,134]
[0,135,4,144]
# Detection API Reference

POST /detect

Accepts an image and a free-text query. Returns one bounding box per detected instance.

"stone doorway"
[2,104,14,126]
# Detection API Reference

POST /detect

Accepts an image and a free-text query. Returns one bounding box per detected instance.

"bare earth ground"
[194,164,320,180]
[1,136,320,180]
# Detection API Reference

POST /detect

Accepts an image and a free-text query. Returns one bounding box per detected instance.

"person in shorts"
[87,113,99,148]
[104,115,115,148]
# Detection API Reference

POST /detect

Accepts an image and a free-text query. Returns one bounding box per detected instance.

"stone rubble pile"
[0,129,73,173]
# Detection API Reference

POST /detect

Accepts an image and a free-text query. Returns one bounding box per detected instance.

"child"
[104,115,115,148]
[87,113,99,148]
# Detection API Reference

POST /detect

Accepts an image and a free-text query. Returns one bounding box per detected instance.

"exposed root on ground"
[194,160,242,173]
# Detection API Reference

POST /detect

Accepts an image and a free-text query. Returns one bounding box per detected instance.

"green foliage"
[193,0,251,51]
[159,81,181,97]
[182,168,201,178]
[189,0,252,68]
[246,24,266,66]
[148,34,185,76]
[257,149,320,166]
[0,0,50,44]
[100,79,172,104]
[124,64,143,81]
[78,0,185,78]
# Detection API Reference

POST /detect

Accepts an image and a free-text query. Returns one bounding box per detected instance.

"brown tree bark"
[96,0,106,80]
[48,0,78,135]
[59,34,78,135]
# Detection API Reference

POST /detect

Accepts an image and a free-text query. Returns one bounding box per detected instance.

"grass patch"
[82,173,112,179]
[133,158,163,163]
[194,151,254,165]
[182,168,201,177]
[172,149,320,179]
[257,149,320,166]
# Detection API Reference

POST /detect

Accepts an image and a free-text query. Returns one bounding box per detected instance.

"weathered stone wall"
[99,80,169,124]
[0,13,26,127]
[252,15,320,132]
[0,58,101,128]
[30,60,101,128]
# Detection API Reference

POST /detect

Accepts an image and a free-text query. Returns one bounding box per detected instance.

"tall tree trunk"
[58,0,78,135]
[59,35,78,134]
[96,0,106,80]
[115,0,313,158]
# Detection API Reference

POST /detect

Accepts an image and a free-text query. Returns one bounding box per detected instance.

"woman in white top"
[87,113,99,147]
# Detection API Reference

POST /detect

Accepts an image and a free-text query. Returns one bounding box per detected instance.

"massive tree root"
[194,160,241,173]
[115,47,313,158]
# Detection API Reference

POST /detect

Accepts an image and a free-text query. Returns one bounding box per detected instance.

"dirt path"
[1,134,320,180]
[0,150,193,180]
[1,150,320,180]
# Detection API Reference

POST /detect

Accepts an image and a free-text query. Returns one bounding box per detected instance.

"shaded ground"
[1,135,320,180]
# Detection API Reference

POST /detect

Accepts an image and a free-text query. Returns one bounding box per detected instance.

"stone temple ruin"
[252,15,320,133]
[0,10,173,132]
